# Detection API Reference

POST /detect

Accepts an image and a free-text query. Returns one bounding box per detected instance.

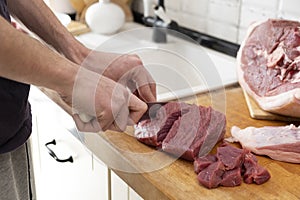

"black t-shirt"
[0,0,32,153]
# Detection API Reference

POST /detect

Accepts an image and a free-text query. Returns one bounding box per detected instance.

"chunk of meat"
[243,152,271,184]
[217,144,245,170]
[194,154,218,174]
[197,161,225,189]
[230,125,300,163]
[237,19,300,117]
[196,143,270,188]
[220,168,242,187]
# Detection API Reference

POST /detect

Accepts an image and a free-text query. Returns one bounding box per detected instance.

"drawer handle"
[45,139,73,163]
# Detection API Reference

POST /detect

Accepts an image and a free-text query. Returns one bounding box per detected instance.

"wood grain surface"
[41,85,300,200]
[242,89,300,122]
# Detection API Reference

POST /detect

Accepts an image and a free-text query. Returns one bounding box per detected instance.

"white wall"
[133,0,300,44]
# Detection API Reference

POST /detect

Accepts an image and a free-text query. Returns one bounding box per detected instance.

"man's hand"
[82,51,157,103]
[62,68,148,132]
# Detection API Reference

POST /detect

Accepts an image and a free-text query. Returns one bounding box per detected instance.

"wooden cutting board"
[243,89,300,121]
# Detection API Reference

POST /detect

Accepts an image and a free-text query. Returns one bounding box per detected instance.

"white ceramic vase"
[85,0,125,35]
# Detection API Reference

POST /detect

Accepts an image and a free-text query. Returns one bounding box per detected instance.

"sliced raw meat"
[134,102,190,147]
[197,161,225,189]
[243,152,271,184]
[230,125,300,163]
[237,19,300,117]
[194,154,218,174]
[162,106,226,161]
[135,101,226,161]
[162,105,206,161]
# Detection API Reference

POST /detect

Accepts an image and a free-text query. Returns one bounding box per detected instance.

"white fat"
[229,125,300,148]
[295,91,300,99]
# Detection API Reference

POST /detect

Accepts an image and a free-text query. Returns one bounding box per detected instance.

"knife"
[78,102,167,124]
[138,102,167,122]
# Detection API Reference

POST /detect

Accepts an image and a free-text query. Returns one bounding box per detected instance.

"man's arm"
[7,0,89,64]
[0,17,146,132]
[7,0,156,102]
[0,16,77,93]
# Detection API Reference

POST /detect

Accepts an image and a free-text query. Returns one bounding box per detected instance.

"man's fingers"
[112,103,130,131]
[128,94,148,124]
[137,83,157,102]
[72,114,101,132]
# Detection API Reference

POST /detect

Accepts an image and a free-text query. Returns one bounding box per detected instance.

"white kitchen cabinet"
[29,87,143,200]
[111,171,128,200]
[110,171,142,200]
[128,188,143,200]
[29,87,109,200]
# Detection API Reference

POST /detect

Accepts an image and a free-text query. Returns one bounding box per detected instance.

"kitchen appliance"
[85,0,125,34]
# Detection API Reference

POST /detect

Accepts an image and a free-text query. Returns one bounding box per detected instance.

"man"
[0,0,156,199]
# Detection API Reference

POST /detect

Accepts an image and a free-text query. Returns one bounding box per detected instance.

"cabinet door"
[29,88,109,200]
[111,170,129,200]
[110,170,143,200]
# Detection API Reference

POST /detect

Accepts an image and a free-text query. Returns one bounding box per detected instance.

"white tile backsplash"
[206,20,238,42]
[180,13,207,33]
[165,0,182,11]
[278,0,300,14]
[278,0,300,21]
[208,0,240,25]
[239,6,277,29]
[181,0,208,16]
[133,0,300,44]
[242,0,279,10]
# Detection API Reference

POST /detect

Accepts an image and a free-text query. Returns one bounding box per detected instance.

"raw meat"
[162,106,225,161]
[243,152,271,184]
[197,161,225,189]
[230,125,300,163]
[162,105,202,160]
[237,19,300,117]
[195,143,270,189]
[134,102,190,147]
[194,154,218,174]
[134,102,226,161]
[217,144,245,170]
[220,168,242,187]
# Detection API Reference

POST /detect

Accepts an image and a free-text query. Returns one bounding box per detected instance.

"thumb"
[128,94,148,125]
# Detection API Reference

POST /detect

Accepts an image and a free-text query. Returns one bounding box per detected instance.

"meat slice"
[197,161,225,189]
[230,125,300,163]
[243,152,271,184]
[134,102,190,147]
[162,106,226,161]
[162,105,202,160]
[135,102,226,161]
[237,19,300,117]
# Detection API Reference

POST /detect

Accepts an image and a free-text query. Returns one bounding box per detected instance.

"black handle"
[45,139,73,163]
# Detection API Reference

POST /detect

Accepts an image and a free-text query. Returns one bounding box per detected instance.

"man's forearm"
[0,17,77,95]
[7,0,89,64]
